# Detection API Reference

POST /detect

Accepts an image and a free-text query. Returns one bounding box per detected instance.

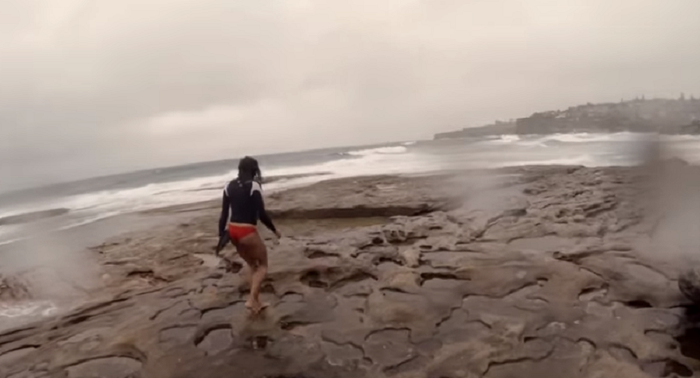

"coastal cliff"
[435,97,700,139]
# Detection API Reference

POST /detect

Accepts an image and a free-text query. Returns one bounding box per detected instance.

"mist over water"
[0,223,102,330]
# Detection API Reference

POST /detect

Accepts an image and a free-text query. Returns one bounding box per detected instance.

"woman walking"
[218,156,280,313]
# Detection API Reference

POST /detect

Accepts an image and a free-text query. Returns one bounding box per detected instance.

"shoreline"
[3,162,700,377]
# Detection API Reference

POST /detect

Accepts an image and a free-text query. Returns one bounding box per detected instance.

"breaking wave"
[345,146,408,156]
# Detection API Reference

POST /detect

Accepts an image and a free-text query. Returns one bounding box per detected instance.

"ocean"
[1,132,700,246]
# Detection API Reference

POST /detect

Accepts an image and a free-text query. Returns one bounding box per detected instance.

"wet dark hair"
[238,156,261,181]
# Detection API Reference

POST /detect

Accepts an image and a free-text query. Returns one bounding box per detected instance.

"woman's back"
[224,178,262,225]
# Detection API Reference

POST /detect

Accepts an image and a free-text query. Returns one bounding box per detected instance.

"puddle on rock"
[250,335,270,350]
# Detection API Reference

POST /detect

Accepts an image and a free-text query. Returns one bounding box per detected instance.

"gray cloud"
[2,0,700,191]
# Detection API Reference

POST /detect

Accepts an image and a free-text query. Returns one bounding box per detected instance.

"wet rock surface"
[4,165,700,377]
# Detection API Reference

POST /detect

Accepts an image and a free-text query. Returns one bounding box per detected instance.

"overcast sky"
[2,0,700,191]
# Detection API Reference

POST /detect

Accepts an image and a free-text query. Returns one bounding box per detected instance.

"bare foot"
[245,299,268,315]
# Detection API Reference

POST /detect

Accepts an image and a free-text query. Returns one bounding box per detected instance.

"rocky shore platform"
[3,163,700,378]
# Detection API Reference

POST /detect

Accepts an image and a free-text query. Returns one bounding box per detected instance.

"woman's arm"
[218,189,230,237]
[251,182,278,235]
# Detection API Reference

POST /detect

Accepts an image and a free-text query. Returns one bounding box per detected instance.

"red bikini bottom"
[228,223,257,242]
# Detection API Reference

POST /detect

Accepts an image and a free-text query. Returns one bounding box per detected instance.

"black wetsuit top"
[218,178,277,237]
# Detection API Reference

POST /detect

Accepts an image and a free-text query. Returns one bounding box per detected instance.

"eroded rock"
[65,357,142,378]
[0,347,37,367]
[679,266,700,303]
[196,326,234,355]
[4,166,700,377]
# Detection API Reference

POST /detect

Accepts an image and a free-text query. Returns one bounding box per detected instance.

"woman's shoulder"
[236,178,263,194]
[250,179,263,193]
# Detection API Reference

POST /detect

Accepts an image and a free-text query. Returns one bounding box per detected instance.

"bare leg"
[238,232,268,314]
[248,264,268,313]
[237,244,257,309]
[222,238,241,272]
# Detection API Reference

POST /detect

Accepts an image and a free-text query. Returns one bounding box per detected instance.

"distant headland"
[435,96,700,139]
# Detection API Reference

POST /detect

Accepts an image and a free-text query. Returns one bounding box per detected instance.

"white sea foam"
[0,300,58,318]
[498,135,521,143]
[481,135,520,145]
[541,132,650,144]
[347,145,408,156]
[484,134,549,148]
[481,132,651,147]
[492,154,606,168]
[266,146,416,178]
